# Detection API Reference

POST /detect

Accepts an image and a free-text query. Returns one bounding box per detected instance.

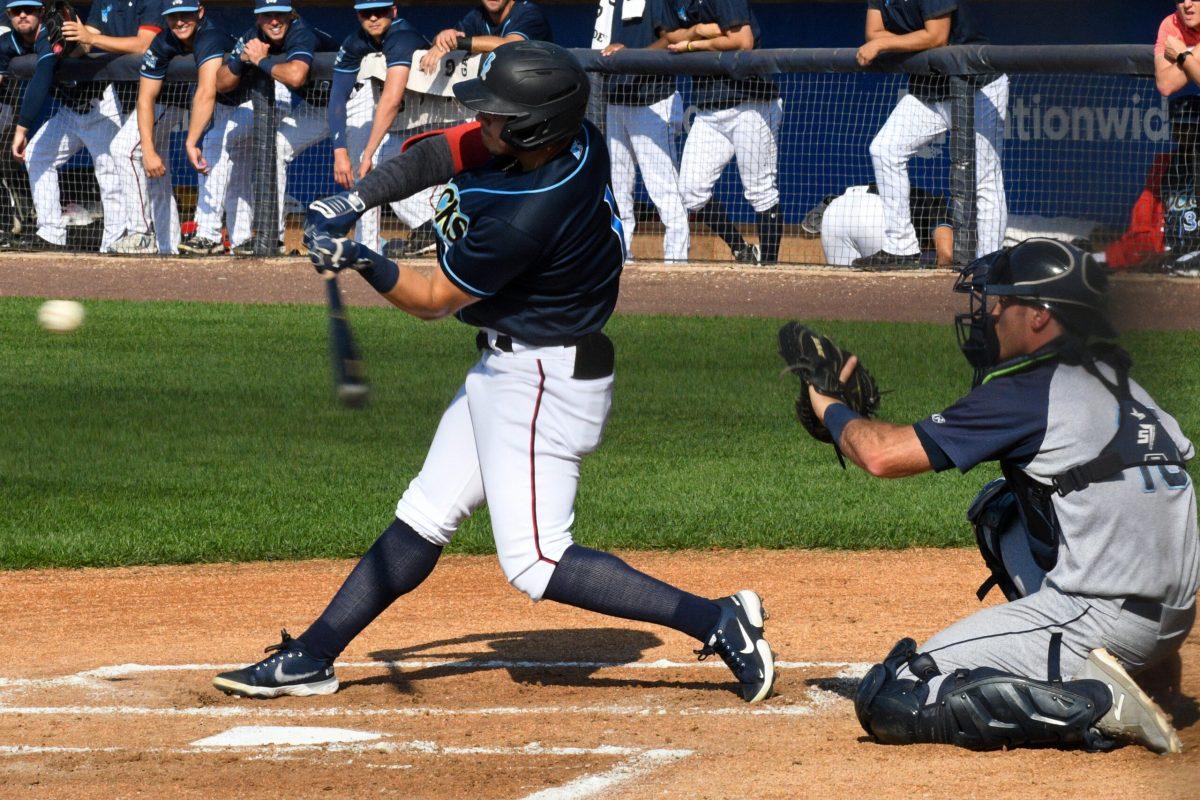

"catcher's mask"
[954,238,1116,385]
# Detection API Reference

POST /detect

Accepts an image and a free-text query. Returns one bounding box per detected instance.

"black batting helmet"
[453,40,589,151]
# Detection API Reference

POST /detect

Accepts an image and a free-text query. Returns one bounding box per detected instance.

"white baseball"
[37,300,85,333]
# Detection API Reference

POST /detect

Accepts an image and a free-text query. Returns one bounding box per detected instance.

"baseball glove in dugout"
[43,1,86,59]
[778,322,881,463]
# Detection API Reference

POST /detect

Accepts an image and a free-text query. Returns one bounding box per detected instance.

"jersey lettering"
[434,184,470,243]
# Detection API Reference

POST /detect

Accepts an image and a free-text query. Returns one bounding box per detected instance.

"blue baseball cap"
[6,0,45,10]
[254,3,293,13]
[162,0,201,14]
[354,1,394,9]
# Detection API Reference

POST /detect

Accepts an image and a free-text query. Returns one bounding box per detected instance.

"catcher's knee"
[857,638,1113,751]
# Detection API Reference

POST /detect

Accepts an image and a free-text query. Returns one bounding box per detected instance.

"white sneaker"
[1076,648,1182,754]
[111,233,157,254]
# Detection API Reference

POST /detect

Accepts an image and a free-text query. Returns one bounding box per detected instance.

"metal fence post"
[949,75,977,267]
[249,71,279,256]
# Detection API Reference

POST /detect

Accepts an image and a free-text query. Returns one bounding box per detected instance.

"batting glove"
[308,231,362,274]
[305,190,368,243]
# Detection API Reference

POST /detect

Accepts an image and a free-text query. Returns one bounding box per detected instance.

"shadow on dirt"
[347,628,744,699]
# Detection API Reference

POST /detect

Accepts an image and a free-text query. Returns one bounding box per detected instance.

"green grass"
[1,297,1196,569]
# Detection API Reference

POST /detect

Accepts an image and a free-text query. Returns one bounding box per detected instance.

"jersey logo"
[101,4,111,23]
[1137,424,1157,449]
[480,52,496,81]
[142,51,158,69]
[433,184,470,243]
[931,414,946,424]
[570,139,583,161]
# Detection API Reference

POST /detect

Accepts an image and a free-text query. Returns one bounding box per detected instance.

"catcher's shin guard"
[855,638,1114,751]
[756,204,782,264]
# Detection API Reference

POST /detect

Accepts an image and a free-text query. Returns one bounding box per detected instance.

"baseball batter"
[657,0,782,264]
[596,0,689,262]
[12,0,164,251]
[806,239,1196,753]
[855,0,1008,269]
[330,0,434,253]
[418,0,552,75]
[214,41,776,706]
[216,3,334,254]
[0,1,41,248]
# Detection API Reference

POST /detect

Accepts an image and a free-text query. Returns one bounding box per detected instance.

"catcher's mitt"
[778,321,881,452]
[43,1,86,59]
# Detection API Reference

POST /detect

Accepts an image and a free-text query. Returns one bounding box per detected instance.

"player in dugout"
[213,41,778,708]
[798,239,1196,754]
[418,0,552,76]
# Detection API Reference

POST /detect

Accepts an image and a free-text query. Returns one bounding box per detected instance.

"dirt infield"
[0,551,1196,800]
[0,257,1197,797]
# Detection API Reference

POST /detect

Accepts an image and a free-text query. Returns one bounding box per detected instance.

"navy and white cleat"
[213,630,338,699]
[697,590,776,703]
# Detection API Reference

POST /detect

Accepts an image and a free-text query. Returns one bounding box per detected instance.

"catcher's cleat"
[732,243,761,265]
[1075,648,1183,754]
[213,630,338,699]
[851,249,921,271]
[697,590,776,703]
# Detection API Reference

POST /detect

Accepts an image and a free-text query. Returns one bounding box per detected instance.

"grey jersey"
[917,354,1199,607]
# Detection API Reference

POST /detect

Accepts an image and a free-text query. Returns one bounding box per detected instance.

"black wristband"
[1178,50,1192,67]
[456,35,473,52]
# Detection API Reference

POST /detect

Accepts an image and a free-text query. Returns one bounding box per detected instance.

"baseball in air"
[37,300,85,333]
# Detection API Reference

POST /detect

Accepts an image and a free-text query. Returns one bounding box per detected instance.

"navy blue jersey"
[457,1,552,42]
[229,17,335,106]
[603,0,676,106]
[866,0,994,101]
[434,119,624,344]
[333,18,428,75]
[662,0,777,110]
[0,29,35,106]
[88,0,166,38]
[141,19,239,107]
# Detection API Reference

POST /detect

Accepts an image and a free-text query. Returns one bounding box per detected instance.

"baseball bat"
[323,272,369,409]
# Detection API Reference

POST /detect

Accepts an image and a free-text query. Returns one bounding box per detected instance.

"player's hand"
[242,39,269,66]
[332,148,354,190]
[856,40,882,66]
[808,356,859,423]
[419,47,445,75]
[61,21,95,45]
[306,191,368,243]
[307,231,361,274]
[601,43,625,57]
[434,28,462,53]
[11,127,27,163]
[185,141,209,175]
[1165,36,1186,64]
[142,149,167,179]
[667,40,694,53]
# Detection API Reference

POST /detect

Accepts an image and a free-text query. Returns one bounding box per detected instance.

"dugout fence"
[5,45,1164,266]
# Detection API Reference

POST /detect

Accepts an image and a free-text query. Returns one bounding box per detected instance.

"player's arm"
[1159,35,1200,95]
[328,68,356,189]
[136,76,167,178]
[669,23,752,52]
[187,58,222,174]
[245,39,311,89]
[934,225,954,267]
[378,262,478,320]
[358,65,409,180]
[858,14,950,65]
[12,48,58,161]
[863,9,896,42]
[63,23,158,55]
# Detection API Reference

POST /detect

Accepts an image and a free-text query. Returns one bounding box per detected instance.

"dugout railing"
[7,45,1160,264]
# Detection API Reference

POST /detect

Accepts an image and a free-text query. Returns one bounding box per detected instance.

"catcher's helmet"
[453,40,589,151]
[954,239,1116,383]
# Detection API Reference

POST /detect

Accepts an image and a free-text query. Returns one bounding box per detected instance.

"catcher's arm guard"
[777,321,881,467]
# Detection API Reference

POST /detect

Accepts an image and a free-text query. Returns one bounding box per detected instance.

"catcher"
[779,239,1197,754]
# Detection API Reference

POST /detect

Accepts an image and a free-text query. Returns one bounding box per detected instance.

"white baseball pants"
[870,75,1008,258]
[193,101,255,248]
[679,98,782,214]
[114,104,184,253]
[606,93,689,262]
[394,332,613,601]
[26,87,126,250]
[275,100,329,240]
[344,85,435,252]
[820,186,885,266]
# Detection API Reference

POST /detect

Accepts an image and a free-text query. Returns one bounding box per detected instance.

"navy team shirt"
[0,29,36,106]
[229,17,336,106]
[457,0,553,42]
[603,0,677,107]
[663,0,777,110]
[141,18,243,108]
[865,0,996,101]
[333,17,428,75]
[433,119,624,344]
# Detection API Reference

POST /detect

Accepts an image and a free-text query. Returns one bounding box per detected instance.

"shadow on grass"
[346,627,742,699]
